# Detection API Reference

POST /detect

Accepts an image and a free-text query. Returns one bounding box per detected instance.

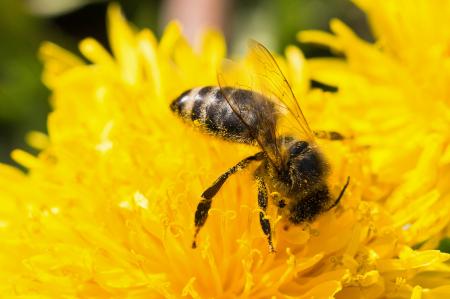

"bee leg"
[192,152,265,249]
[256,176,275,252]
[327,176,350,211]
[314,130,346,140]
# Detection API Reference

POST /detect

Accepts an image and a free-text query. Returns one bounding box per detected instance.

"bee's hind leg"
[192,152,264,249]
[255,175,275,252]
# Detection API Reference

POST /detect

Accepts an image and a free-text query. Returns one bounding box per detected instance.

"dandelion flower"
[0,3,450,298]
[299,0,450,248]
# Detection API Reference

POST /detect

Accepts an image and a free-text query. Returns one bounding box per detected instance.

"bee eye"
[290,141,308,158]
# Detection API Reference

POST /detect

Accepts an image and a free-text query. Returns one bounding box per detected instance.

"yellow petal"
[107,3,139,85]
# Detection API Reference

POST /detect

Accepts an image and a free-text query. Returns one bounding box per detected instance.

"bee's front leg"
[256,175,275,252]
[192,152,264,249]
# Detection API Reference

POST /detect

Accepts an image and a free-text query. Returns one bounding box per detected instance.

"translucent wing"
[217,58,282,168]
[245,40,315,142]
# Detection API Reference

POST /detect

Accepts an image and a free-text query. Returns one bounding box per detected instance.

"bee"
[170,41,350,252]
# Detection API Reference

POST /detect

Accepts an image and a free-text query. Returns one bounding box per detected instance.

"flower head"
[299,0,450,248]
[1,2,450,298]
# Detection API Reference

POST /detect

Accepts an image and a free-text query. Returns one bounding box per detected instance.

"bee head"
[288,184,330,224]
[286,141,328,190]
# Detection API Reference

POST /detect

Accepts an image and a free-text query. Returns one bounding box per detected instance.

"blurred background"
[0,0,371,165]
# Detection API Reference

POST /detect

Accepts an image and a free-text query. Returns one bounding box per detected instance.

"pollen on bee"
[270,192,281,200]
[193,119,203,127]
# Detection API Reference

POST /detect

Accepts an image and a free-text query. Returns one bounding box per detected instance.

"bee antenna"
[327,176,350,211]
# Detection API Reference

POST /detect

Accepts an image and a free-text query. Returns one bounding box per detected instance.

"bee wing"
[246,40,315,142]
[217,59,282,168]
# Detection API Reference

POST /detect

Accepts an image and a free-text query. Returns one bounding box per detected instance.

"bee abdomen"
[171,86,276,144]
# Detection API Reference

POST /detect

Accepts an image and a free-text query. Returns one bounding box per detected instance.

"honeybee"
[170,41,349,252]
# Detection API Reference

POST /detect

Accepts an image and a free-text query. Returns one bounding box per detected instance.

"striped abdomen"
[170,86,277,144]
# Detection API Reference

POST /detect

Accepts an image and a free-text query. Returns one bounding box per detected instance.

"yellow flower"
[299,0,450,248]
[0,2,449,298]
